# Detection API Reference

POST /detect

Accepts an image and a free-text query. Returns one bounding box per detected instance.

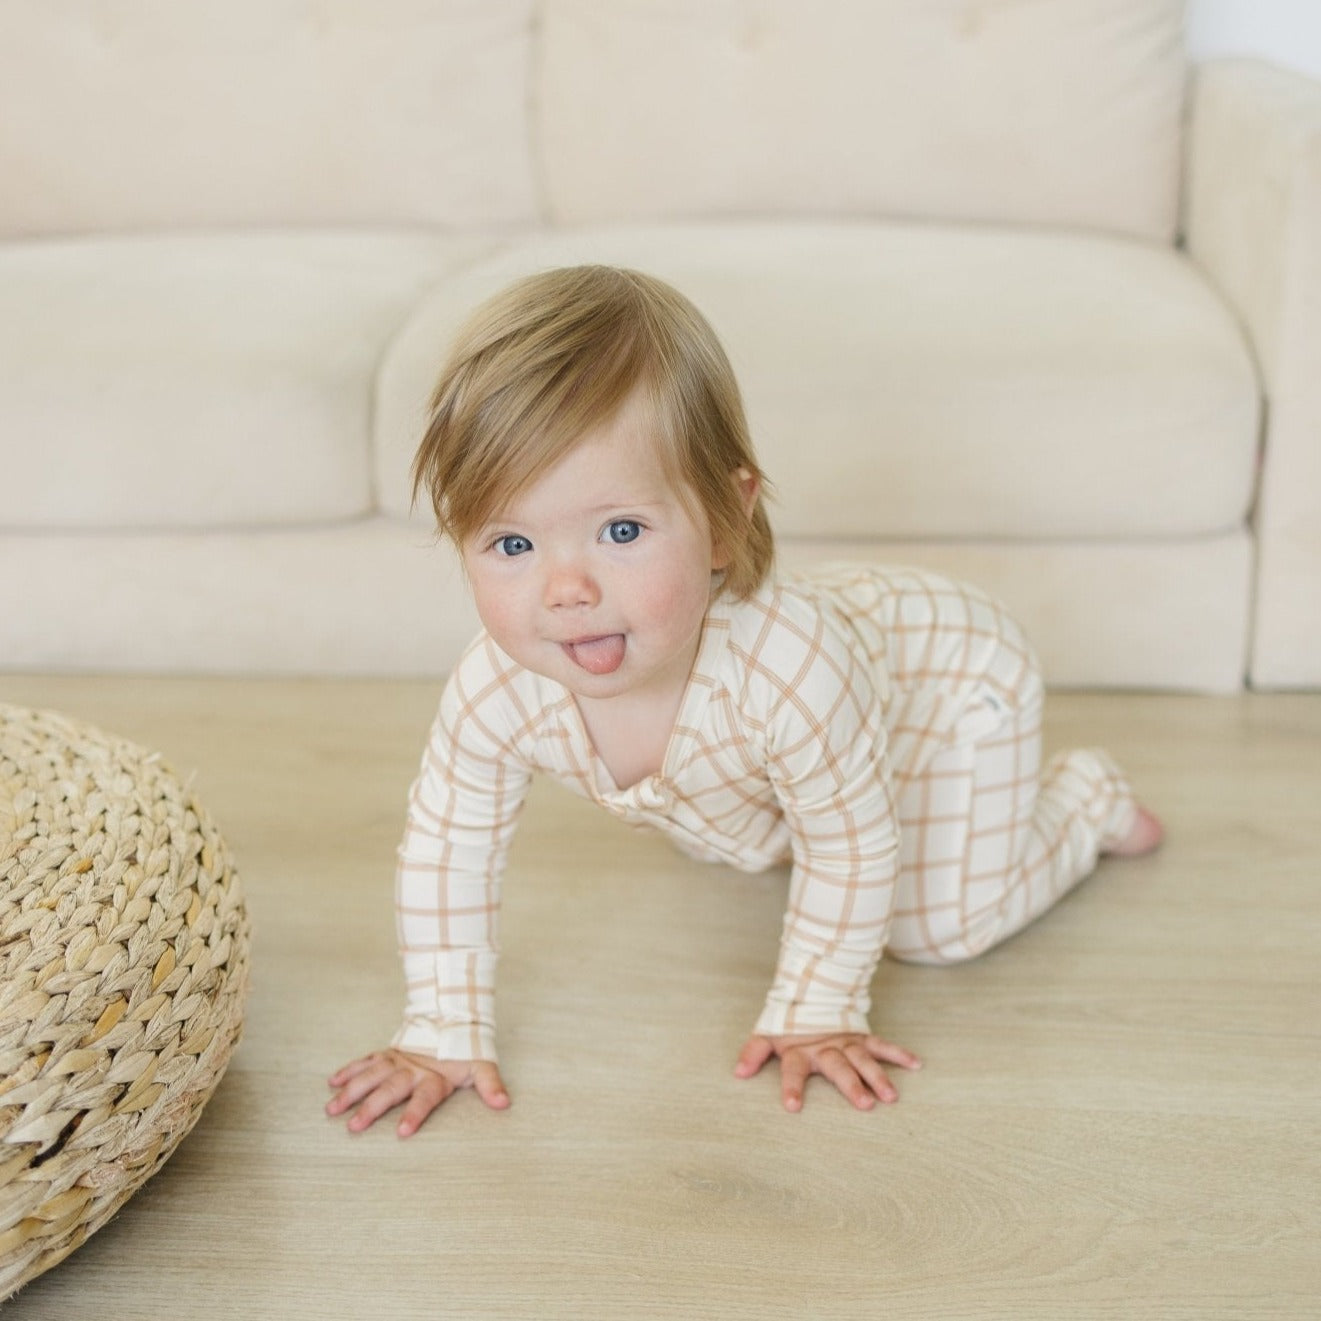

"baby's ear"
[732,467,760,518]
[712,468,761,571]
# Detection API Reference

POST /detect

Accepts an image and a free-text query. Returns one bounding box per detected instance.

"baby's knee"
[886,941,967,967]
[886,918,999,966]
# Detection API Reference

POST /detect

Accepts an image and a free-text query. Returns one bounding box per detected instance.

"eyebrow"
[585,499,668,515]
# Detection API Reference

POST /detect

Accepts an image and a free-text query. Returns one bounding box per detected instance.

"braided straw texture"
[0,705,250,1299]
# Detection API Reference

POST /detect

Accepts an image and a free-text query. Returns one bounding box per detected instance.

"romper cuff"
[391,1015,498,1065]
[753,996,872,1039]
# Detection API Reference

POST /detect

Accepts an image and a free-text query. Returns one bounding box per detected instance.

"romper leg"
[886,687,1138,965]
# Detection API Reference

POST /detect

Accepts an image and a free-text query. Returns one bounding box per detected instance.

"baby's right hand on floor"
[326,1049,510,1137]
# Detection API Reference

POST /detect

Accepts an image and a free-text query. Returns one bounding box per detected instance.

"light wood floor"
[1,676,1317,1319]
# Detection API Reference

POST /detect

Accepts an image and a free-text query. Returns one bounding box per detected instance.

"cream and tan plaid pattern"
[393,565,1135,1062]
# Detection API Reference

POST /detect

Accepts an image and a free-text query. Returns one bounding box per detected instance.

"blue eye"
[494,534,533,557]
[604,521,642,545]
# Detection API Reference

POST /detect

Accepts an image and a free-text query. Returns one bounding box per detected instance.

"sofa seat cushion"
[0,232,492,530]
[374,223,1261,540]
[0,521,1249,689]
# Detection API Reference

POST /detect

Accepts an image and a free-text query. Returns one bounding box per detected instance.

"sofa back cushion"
[373,225,1260,542]
[0,232,474,530]
[0,1,538,237]
[539,0,1186,240]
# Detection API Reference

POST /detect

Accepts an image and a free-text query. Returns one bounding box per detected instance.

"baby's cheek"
[651,563,715,624]
[469,579,522,645]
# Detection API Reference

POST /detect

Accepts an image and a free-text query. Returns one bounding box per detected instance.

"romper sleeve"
[390,640,533,1063]
[750,604,900,1038]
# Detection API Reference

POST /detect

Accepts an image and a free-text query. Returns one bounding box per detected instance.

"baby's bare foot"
[1106,805,1164,857]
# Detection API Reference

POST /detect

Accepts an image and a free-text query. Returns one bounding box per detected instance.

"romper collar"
[580,590,735,808]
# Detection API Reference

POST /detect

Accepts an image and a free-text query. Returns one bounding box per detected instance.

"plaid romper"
[393,565,1137,1062]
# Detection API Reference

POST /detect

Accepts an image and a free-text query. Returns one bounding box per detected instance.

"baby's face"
[461,388,721,707]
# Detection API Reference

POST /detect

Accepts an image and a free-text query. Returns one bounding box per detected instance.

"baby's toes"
[1107,805,1165,857]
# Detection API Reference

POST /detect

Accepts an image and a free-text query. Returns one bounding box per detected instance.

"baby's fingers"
[346,1068,418,1134]
[865,1036,922,1070]
[471,1062,512,1110]
[734,1035,775,1079]
[396,1070,454,1138]
[779,1050,812,1113]
[325,1058,392,1116]
[817,1048,880,1111]
[327,1054,384,1089]
[844,1043,899,1105]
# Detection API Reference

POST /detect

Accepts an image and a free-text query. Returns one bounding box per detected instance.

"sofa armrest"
[1184,59,1321,688]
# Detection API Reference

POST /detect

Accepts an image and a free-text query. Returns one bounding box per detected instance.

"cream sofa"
[1,1,1318,691]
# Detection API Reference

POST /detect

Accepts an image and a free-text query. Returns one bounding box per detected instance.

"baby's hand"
[326,1048,509,1137]
[734,1032,921,1113]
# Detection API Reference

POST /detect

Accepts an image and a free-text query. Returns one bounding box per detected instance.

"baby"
[327,265,1162,1137]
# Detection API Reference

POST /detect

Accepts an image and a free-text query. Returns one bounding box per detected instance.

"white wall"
[1186,0,1321,80]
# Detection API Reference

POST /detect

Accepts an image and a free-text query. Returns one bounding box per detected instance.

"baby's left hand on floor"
[734,1031,921,1113]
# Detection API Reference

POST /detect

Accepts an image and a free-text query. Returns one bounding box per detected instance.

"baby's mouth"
[561,634,626,675]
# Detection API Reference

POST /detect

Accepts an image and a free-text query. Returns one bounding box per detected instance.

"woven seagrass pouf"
[0,705,250,1298]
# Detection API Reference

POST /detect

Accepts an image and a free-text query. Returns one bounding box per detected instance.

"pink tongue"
[567,634,626,675]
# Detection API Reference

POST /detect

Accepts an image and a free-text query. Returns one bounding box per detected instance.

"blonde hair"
[411,265,774,600]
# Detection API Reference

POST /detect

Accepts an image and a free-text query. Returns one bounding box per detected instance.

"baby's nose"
[544,561,601,609]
